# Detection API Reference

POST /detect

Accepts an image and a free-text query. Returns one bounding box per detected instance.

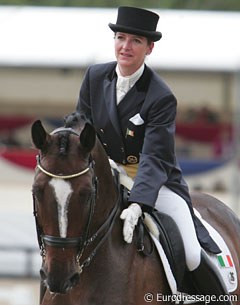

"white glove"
[120,203,142,243]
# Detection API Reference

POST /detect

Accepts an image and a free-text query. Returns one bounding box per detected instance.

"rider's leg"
[155,186,233,305]
[155,185,201,271]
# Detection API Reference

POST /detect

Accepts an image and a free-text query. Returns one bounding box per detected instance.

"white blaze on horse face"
[49,178,73,238]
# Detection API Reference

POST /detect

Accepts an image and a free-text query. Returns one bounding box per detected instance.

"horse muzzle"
[40,267,80,294]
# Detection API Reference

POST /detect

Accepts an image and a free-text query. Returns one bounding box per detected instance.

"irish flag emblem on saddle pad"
[217,254,234,268]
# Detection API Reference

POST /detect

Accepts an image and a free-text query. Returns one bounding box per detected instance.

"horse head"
[31,113,118,294]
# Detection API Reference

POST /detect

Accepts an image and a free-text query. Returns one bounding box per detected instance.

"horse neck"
[92,141,118,221]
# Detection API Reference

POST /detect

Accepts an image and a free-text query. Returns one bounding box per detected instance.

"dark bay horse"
[31,114,240,305]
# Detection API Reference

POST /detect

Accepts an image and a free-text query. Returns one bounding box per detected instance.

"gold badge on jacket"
[127,155,138,164]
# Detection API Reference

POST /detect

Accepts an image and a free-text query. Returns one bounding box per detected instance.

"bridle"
[33,127,120,273]
[36,156,90,179]
[36,127,90,179]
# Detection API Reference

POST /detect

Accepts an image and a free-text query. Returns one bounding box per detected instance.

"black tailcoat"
[76,61,220,254]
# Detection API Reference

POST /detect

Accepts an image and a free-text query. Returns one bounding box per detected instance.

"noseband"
[33,127,120,273]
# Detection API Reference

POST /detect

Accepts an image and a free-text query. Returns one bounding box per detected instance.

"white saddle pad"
[144,211,237,304]
[194,209,237,293]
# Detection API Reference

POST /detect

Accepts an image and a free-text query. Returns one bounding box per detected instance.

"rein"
[33,126,120,274]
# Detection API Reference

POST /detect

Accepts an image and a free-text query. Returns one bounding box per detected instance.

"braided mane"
[58,133,69,156]
[57,112,88,156]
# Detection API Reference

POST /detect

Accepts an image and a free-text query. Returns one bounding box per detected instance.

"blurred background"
[0,1,240,304]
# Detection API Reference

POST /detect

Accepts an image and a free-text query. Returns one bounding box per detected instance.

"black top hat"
[108,6,162,42]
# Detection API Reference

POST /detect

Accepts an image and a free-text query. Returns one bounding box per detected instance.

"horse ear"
[31,120,49,150]
[79,122,96,153]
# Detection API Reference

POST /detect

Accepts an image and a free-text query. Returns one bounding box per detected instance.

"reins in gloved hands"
[120,203,142,243]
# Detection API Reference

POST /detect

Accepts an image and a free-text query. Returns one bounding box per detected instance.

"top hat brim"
[108,23,162,42]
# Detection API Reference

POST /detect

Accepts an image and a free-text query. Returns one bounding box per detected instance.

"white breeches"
[155,186,201,271]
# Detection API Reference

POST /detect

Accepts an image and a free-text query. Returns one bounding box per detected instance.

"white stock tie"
[116,76,130,104]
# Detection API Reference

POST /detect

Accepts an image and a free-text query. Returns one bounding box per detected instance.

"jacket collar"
[107,63,152,92]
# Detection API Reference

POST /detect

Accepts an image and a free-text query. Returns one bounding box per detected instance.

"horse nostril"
[40,268,47,281]
[39,269,80,294]
[60,273,80,293]
[69,272,80,288]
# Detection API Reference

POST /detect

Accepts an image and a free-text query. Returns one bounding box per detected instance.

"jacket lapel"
[117,66,152,117]
[103,72,122,137]
[117,87,146,117]
[102,64,152,136]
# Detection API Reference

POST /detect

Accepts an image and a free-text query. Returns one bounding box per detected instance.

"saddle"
[139,211,196,294]
[120,181,191,293]
[139,209,238,299]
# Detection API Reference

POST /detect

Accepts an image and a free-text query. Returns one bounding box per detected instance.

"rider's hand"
[120,203,142,243]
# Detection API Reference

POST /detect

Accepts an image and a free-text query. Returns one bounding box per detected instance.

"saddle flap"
[146,211,188,292]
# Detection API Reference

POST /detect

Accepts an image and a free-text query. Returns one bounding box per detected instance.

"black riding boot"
[191,250,233,305]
